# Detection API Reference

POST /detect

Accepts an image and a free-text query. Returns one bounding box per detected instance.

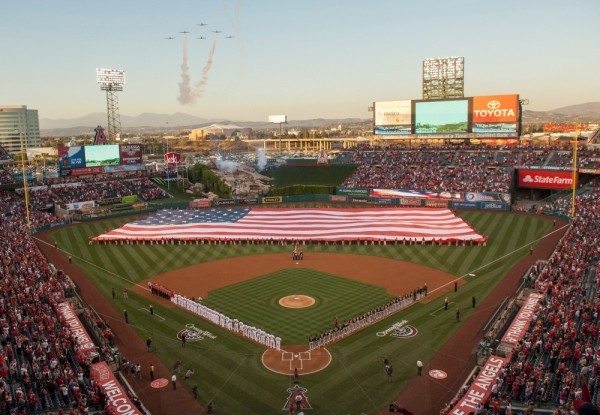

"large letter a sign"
[93,126,109,145]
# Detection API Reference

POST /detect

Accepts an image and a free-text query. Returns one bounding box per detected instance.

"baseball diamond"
[37,209,562,415]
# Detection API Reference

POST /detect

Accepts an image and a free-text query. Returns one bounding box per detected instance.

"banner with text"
[91,362,145,415]
[517,169,576,190]
[500,292,544,347]
[54,302,97,358]
[449,355,511,415]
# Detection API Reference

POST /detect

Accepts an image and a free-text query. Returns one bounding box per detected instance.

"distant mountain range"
[39,112,368,137]
[39,102,600,137]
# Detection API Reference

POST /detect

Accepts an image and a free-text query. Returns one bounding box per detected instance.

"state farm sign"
[518,169,576,190]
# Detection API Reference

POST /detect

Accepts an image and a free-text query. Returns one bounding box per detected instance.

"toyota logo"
[487,100,501,110]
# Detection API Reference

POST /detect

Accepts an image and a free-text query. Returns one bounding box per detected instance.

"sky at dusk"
[2,0,599,122]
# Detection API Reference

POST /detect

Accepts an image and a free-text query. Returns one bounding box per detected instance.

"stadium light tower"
[422,57,464,100]
[96,68,125,143]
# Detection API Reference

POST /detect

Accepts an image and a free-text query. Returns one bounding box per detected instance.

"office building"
[0,105,41,155]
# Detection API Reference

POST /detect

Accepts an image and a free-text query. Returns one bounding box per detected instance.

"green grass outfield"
[46,211,554,415]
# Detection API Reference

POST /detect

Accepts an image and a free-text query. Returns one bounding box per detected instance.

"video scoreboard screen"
[59,144,143,175]
[374,94,519,138]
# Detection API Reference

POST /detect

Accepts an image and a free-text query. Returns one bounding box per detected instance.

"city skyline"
[2,0,600,122]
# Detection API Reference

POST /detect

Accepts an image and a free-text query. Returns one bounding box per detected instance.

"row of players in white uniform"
[172,294,282,350]
[173,290,421,351]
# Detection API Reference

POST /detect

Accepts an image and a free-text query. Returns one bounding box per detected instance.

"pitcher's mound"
[279,295,315,308]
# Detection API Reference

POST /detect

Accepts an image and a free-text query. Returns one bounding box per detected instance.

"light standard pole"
[15,130,31,231]
[570,122,580,218]
[165,137,170,190]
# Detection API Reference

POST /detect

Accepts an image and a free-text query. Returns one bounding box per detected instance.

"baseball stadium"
[1,61,600,414]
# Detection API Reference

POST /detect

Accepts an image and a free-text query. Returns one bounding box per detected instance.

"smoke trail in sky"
[177,33,217,105]
[194,37,218,98]
[178,32,198,104]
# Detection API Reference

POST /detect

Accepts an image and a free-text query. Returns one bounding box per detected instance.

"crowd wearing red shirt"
[340,144,600,194]
[0,143,598,415]
[0,189,145,414]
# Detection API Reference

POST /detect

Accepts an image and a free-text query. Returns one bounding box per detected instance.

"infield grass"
[42,210,556,415]
[205,269,391,343]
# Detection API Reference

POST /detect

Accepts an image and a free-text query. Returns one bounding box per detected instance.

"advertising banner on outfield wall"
[371,189,462,200]
[262,196,283,204]
[449,355,511,415]
[215,199,235,206]
[479,202,510,211]
[465,192,512,204]
[424,199,448,208]
[371,197,396,205]
[336,187,371,197]
[329,195,348,203]
[190,199,211,209]
[350,197,370,203]
[518,169,576,190]
[397,198,423,207]
[451,201,478,209]
[237,197,259,205]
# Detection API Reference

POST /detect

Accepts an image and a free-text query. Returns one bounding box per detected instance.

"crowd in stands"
[121,178,169,201]
[340,144,600,194]
[0,142,598,414]
[0,168,17,186]
[496,188,600,408]
[441,186,600,414]
[0,189,145,414]
[17,173,169,212]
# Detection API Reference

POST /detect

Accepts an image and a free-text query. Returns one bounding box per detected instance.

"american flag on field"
[93,207,485,243]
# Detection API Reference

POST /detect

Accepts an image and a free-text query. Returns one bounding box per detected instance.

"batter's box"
[281,351,294,361]
[299,351,311,360]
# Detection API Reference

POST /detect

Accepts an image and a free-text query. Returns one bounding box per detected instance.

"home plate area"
[262,345,332,375]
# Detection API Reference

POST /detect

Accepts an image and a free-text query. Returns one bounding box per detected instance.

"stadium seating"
[0,144,598,414]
